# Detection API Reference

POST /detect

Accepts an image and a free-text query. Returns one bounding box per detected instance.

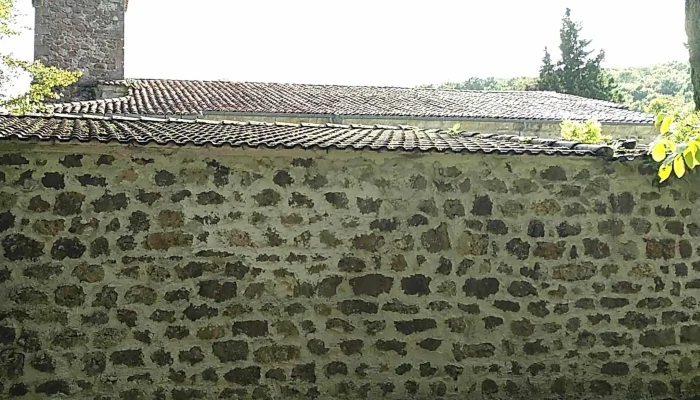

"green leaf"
[684,150,696,169]
[660,115,674,134]
[659,164,673,182]
[655,114,667,127]
[674,156,686,178]
[650,142,666,162]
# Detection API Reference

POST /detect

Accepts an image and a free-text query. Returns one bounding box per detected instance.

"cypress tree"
[537,8,622,102]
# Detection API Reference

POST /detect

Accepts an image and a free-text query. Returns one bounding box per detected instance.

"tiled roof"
[0,113,644,159]
[48,79,654,124]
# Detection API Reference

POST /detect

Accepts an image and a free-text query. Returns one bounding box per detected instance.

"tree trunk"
[686,0,700,110]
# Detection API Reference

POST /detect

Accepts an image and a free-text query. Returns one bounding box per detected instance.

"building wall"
[0,143,698,399]
[33,0,126,85]
[196,113,656,142]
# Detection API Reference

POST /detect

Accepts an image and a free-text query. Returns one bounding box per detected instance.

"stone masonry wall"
[1,143,700,400]
[33,0,126,85]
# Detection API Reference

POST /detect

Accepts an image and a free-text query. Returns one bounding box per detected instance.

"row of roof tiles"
[48,79,655,124]
[0,113,645,159]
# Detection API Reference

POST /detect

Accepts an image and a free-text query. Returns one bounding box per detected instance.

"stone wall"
[1,143,700,400]
[33,0,126,85]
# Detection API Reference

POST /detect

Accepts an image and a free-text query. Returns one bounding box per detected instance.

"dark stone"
[463,278,499,299]
[27,195,49,212]
[443,199,465,219]
[54,285,86,307]
[307,339,329,355]
[370,217,399,232]
[352,233,385,252]
[164,289,189,303]
[523,339,549,355]
[339,339,363,355]
[527,220,545,237]
[510,319,535,337]
[154,170,176,186]
[184,304,218,320]
[150,349,173,366]
[666,220,685,235]
[645,239,676,260]
[325,361,348,377]
[375,339,407,355]
[483,316,503,329]
[485,219,508,234]
[41,172,65,189]
[165,324,190,340]
[609,192,635,214]
[178,346,205,365]
[338,256,366,272]
[401,274,431,295]
[224,366,261,386]
[655,205,676,217]
[0,153,28,165]
[382,299,419,314]
[195,191,224,205]
[350,274,393,297]
[254,345,300,363]
[506,238,530,260]
[528,300,550,317]
[59,154,82,167]
[540,165,567,181]
[421,223,451,253]
[680,325,700,343]
[620,311,656,330]
[77,174,107,187]
[394,319,437,334]
[639,329,676,347]
[583,238,610,259]
[324,192,349,208]
[453,343,495,360]
[471,195,493,216]
[135,189,161,205]
[198,280,237,302]
[110,350,144,367]
[30,352,55,372]
[92,192,128,213]
[357,197,382,214]
[600,297,629,309]
[232,321,269,337]
[533,241,566,260]
[637,297,672,309]
[318,276,343,297]
[2,234,44,261]
[556,222,581,237]
[51,192,84,216]
[508,281,537,297]
[212,340,248,362]
[338,300,378,315]
[35,380,71,395]
[171,190,191,202]
[288,192,313,207]
[291,362,316,383]
[494,300,520,312]
[128,211,150,233]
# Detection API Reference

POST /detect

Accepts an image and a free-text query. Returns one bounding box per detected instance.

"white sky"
[1,0,690,88]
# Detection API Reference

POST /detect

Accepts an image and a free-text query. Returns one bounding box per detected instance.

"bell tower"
[32,0,127,101]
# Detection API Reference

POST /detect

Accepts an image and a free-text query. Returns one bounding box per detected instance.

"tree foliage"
[560,119,609,144]
[0,0,80,112]
[536,8,622,102]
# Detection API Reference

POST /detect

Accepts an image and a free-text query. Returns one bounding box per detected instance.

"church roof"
[48,79,654,124]
[0,113,644,159]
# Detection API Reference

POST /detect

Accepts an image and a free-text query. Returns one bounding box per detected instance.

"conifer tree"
[538,8,622,102]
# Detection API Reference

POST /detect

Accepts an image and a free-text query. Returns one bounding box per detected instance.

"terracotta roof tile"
[0,113,645,159]
[48,79,654,124]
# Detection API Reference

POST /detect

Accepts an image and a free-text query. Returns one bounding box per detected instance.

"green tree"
[0,0,80,112]
[537,8,622,102]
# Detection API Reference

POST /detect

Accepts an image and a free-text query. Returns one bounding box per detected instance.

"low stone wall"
[196,113,656,142]
[0,143,699,399]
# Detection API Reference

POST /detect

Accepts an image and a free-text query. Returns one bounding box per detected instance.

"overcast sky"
[2,0,689,88]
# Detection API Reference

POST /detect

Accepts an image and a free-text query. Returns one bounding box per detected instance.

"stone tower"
[32,0,127,101]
